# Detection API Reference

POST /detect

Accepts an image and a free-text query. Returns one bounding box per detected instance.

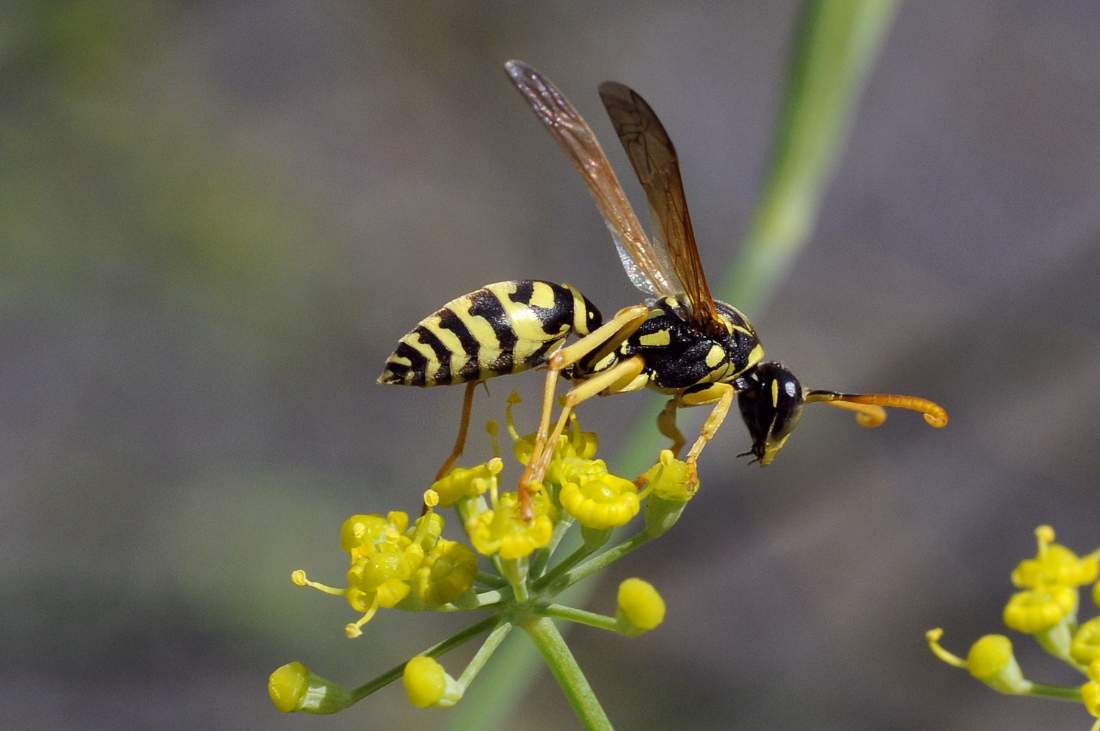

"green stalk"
[1025,683,1084,702]
[347,615,497,704]
[456,621,514,690]
[521,616,613,730]
[543,604,621,633]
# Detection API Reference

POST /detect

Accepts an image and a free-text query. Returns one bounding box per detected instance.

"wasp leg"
[657,398,686,457]
[519,353,647,519]
[679,382,736,486]
[518,306,649,512]
[434,380,479,481]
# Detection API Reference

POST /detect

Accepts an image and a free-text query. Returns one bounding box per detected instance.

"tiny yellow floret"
[417,539,478,605]
[467,491,555,560]
[642,449,695,502]
[560,472,640,530]
[403,656,447,708]
[268,661,310,713]
[1073,617,1100,666]
[1003,585,1077,634]
[430,459,503,507]
[1084,661,1100,717]
[1012,527,1099,589]
[617,578,666,633]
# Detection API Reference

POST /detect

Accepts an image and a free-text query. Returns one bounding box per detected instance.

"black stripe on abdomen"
[468,287,517,374]
[413,325,452,385]
[436,307,481,382]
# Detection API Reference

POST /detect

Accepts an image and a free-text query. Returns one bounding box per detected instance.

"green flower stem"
[457,621,514,690]
[538,532,653,593]
[476,571,506,588]
[521,616,612,731]
[348,615,498,704]
[531,516,576,578]
[535,540,601,589]
[1025,683,1084,702]
[542,604,621,634]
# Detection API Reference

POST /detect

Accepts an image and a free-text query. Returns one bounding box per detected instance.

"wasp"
[379,60,948,516]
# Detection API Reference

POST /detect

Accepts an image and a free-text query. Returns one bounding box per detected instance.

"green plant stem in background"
[723,0,899,312]
[450,2,898,727]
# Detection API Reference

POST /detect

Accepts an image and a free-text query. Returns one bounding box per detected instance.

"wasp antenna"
[805,390,948,429]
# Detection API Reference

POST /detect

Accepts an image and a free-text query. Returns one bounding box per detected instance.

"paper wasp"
[379,60,948,515]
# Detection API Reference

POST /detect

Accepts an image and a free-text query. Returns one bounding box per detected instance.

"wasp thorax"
[736,362,805,465]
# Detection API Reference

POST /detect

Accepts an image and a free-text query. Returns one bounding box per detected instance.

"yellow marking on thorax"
[770,377,780,407]
[705,344,726,369]
[638,330,671,347]
[728,342,765,379]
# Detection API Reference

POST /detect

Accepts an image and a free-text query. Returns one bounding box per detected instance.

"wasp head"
[736,362,805,465]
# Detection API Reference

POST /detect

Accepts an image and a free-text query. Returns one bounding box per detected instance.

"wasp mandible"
[379,60,948,516]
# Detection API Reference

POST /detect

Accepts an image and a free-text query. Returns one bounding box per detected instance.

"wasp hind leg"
[520,355,647,517]
[434,380,479,482]
[518,304,650,517]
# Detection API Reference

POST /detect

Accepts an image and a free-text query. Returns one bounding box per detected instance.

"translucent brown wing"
[504,60,677,299]
[597,81,724,336]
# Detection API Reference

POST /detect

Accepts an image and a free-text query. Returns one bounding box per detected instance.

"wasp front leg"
[518,304,650,517]
[678,382,736,487]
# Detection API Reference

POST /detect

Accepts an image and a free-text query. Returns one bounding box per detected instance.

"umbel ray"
[379,59,948,517]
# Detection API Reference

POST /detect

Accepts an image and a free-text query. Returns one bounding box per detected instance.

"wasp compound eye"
[736,362,805,465]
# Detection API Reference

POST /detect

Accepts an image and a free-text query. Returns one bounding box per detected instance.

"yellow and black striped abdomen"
[378,280,603,387]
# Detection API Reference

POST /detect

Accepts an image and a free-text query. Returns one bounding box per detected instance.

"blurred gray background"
[3,1,1099,729]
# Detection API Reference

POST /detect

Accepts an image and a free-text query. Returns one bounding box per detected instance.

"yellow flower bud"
[430,459,503,507]
[417,539,478,605]
[268,662,353,714]
[925,629,1032,695]
[966,635,1031,693]
[1003,585,1077,634]
[1074,617,1100,666]
[617,578,666,634]
[467,491,555,560]
[559,472,640,530]
[268,661,310,713]
[403,656,447,708]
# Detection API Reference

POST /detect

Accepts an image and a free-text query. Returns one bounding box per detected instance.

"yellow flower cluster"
[293,494,478,638]
[928,526,1100,725]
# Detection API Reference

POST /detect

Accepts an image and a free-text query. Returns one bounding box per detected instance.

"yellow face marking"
[770,377,780,408]
[638,330,671,347]
[705,345,725,369]
[528,281,556,309]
